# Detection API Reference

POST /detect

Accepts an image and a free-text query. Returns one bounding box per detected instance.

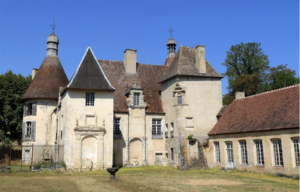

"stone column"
[142,138,147,165]
[98,132,104,170]
[124,141,129,165]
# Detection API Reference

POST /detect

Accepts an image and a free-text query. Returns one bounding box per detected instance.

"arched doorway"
[81,136,98,169]
[130,138,143,166]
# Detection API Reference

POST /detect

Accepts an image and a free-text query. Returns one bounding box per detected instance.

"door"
[155,153,163,165]
[226,142,234,168]
[24,150,30,165]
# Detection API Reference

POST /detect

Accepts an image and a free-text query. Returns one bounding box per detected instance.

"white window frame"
[152,119,162,139]
[86,92,95,106]
[272,139,284,167]
[239,140,248,165]
[225,141,234,167]
[133,92,140,106]
[254,140,264,166]
[214,142,220,163]
[292,138,300,167]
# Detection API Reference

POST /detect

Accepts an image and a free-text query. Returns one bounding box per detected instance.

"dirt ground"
[0,167,298,192]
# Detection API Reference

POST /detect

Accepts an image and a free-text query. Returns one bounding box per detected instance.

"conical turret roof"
[21,55,69,101]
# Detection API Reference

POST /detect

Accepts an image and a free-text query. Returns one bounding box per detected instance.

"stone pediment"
[74,126,106,132]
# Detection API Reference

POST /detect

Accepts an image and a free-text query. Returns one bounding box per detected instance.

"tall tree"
[259,64,299,92]
[222,42,270,105]
[0,71,31,144]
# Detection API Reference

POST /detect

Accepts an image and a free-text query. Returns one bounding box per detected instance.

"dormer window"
[177,95,182,105]
[86,93,95,106]
[134,93,140,106]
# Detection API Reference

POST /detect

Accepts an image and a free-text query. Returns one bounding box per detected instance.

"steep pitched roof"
[160,46,222,82]
[21,56,69,101]
[67,47,115,91]
[100,60,168,113]
[208,85,300,135]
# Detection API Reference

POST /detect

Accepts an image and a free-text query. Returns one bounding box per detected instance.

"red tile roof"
[21,56,69,101]
[208,85,300,135]
[160,46,222,82]
[100,60,168,113]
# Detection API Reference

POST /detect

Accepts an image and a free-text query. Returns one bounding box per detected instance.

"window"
[27,103,32,115]
[272,139,284,166]
[133,93,140,106]
[239,140,248,164]
[165,124,168,138]
[152,119,162,139]
[226,142,234,167]
[26,122,31,138]
[170,148,174,161]
[214,142,220,163]
[292,138,300,167]
[170,122,174,138]
[254,140,264,165]
[86,93,95,106]
[177,95,182,105]
[114,118,121,138]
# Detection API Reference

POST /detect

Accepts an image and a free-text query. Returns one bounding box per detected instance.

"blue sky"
[0,0,298,95]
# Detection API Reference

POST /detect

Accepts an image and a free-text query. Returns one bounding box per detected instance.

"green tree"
[222,42,270,105]
[0,71,31,144]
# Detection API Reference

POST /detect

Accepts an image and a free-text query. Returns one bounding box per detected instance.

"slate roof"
[160,46,222,82]
[67,47,115,91]
[208,85,300,135]
[21,56,69,101]
[100,60,168,113]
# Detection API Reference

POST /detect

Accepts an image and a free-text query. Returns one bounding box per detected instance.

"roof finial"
[169,27,173,37]
[50,19,56,34]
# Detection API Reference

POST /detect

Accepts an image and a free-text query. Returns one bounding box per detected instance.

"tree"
[222,42,270,105]
[0,71,31,144]
[270,64,298,89]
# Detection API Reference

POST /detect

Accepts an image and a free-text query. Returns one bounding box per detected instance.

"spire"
[47,19,59,56]
[167,27,176,58]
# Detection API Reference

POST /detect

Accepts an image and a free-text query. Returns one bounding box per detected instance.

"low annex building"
[206,86,300,176]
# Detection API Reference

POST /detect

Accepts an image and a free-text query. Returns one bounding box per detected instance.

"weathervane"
[169,27,173,37]
[50,19,56,33]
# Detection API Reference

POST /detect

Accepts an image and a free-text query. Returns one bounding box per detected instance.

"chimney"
[32,68,38,80]
[124,49,137,74]
[195,45,206,73]
[235,92,245,100]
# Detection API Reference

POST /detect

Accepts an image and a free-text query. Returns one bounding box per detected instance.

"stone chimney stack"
[195,45,206,73]
[235,92,245,100]
[124,49,137,74]
[32,68,38,80]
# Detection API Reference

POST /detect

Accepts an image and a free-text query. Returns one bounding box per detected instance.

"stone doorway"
[155,153,163,165]
[130,138,142,166]
[81,136,98,170]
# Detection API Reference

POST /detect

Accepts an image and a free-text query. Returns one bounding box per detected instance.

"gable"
[67,47,115,91]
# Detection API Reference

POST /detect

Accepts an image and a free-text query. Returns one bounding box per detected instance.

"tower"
[21,25,68,161]
[165,27,177,66]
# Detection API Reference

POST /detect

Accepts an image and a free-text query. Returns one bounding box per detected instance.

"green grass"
[0,166,298,192]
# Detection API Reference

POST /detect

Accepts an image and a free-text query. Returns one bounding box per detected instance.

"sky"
[0,0,298,95]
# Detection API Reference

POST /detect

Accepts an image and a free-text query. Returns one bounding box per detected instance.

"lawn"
[0,166,298,192]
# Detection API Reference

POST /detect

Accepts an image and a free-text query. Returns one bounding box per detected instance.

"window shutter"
[31,121,36,141]
[22,122,25,141]
[23,104,26,117]
[32,102,37,116]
